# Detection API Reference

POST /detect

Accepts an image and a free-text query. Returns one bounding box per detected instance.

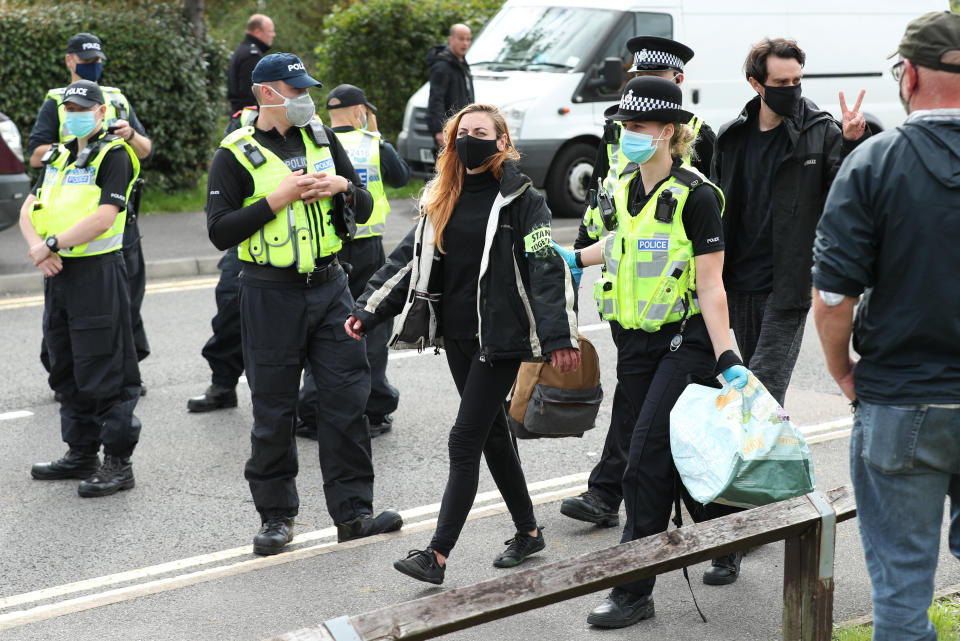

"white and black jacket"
[353,164,579,361]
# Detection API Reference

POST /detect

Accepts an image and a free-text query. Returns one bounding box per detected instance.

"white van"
[397,0,944,217]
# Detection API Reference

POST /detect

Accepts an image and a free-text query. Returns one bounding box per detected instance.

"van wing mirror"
[584,57,624,93]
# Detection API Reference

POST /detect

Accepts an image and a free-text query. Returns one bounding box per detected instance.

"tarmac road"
[1,204,958,640]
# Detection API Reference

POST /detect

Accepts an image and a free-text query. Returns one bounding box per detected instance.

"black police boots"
[78,455,134,498]
[560,491,620,527]
[336,510,404,542]
[187,384,238,413]
[368,415,393,438]
[703,550,744,585]
[587,588,655,628]
[253,517,295,556]
[31,449,100,480]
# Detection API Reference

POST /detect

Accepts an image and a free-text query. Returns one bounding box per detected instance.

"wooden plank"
[267,487,854,641]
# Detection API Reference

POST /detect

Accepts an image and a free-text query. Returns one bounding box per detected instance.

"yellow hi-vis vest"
[335,129,388,239]
[46,86,131,143]
[582,115,705,241]
[32,135,140,257]
[221,120,342,272]
[593,164,724,332]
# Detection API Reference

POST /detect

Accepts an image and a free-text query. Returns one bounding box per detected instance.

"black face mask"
[761,84,802,117]
[455,135,500,170]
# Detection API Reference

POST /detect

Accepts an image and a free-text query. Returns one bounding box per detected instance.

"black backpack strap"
[670,165,706,190]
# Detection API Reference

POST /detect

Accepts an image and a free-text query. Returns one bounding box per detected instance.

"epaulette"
[670,165,707,190]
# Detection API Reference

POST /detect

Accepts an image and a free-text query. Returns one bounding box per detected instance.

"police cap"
[604,76,693,123]
[891,11,960,74]
[67,32,107,61]
[252,53,322,89]
[325,84,377,112]
[626,36,693,73]
[61,80,105,108]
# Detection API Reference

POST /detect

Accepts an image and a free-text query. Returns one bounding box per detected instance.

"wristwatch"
[344,181,356,198]
[45,235,59,253]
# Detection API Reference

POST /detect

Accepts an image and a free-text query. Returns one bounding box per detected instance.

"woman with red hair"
[345,103,580,584]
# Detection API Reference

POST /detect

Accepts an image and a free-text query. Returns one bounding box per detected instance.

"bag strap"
[673,474,708,623]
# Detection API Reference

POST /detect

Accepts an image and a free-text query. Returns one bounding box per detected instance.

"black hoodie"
[813,109,960,404]
[713,95,867,310]
[425,45,475,137]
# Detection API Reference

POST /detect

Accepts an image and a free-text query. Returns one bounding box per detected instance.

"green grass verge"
[140,176,424,215]
[832,597,960,640]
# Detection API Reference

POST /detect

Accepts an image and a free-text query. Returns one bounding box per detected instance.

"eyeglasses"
[891,60,905,81]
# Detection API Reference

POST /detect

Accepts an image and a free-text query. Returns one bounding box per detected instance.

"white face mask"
[256,85,316,127]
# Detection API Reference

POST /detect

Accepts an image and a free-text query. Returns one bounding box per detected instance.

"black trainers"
[336,509,403,542]
[587,588,655,628]
[368,415,393,438]
[560,491,619,527]
[77,455,134,497]
[393,548,445,585]
[703,550,743,585]
[253,517,294,556]
[187,384,237,413]
[31,449,100,480]
[493,527,545,568]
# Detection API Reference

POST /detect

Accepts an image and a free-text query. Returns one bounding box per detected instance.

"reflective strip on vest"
[603,233,619,276]
[34,136,140,257]
[336,130,389,239]
[602,297,618,317]
[47,86,130,143]
[583,206,604,240]
[221,123,341,272]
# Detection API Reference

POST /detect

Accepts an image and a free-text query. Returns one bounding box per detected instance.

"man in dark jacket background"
[226,14,275,115]
[426,24,475,149]
[812,12,960,639]
[713,37,868,408]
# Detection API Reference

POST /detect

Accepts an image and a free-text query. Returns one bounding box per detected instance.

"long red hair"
[420,103,521,253]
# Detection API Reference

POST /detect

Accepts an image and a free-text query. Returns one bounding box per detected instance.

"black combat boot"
[77,455,135,498]
[253,517,295,556]
[31,449,100,480]
[336,510,403,542]
[703,550,744,585]
[187,384,237,412]
[560,491,620,527]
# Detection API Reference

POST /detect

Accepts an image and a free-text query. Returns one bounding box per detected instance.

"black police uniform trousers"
[239,265,375,522]
[585,320,640,509]
[613,316,740,597]
[298,235,399,427]
[39,217,150,371]
[43,252,142,457]
[200,248,244,388]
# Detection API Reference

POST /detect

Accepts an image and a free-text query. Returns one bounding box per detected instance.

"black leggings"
[429,338,537,557]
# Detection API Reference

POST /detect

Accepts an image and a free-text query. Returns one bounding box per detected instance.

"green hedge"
[0,2,228,192]
[314,0,504,144]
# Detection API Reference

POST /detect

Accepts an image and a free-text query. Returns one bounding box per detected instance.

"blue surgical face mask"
[64,109,99,138]
[620,126,668,164]
[75,61,103,82]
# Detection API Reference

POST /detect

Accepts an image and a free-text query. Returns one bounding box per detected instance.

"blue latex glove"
[570,266,583,287]
[721,364,750,389]
[551,240,578,268]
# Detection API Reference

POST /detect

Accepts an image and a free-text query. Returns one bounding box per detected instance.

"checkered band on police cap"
[618,88,682,113]
[633,48,685,71]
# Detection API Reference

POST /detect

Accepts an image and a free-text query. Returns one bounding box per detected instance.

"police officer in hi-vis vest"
[294,84,409,440]
[19,80,142,498]
[553,76,753,628]
[561,36,715,531]
[204,54,402,555]
[27,32,153,379]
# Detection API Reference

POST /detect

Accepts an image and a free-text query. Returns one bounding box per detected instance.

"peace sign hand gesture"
[840,90,867,141]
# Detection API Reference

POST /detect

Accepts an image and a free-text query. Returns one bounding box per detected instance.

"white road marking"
[0,277,220,311]
[0,474,589,630]
[0,410,32,421]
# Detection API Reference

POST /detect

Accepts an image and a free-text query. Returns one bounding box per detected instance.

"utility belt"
[58,250,124,267]
[240,256,341,288]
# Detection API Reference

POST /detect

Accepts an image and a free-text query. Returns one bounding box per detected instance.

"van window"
[585,12,673,101]
[468,6,618,71]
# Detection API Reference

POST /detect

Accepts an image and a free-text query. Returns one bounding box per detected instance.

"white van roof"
[503,0,680,10]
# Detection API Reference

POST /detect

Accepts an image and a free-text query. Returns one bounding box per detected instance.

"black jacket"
[713,95,866,310]
[354,163,579,361]
[227,34,269,114]
[425,45,475,136]
[813,109,960,404]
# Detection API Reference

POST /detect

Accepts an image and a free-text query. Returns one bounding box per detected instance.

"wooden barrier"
[265,486,856,641]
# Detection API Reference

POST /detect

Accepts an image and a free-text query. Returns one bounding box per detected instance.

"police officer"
[227,15,275,116]
[20,80,142,498]
[561,36,714,530]
[205,53,402,555]
[28,32,153,378]
[295,84,409,440]
[554,76,752,627]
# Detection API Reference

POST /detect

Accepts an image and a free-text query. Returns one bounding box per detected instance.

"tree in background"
[314,0,504,144]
